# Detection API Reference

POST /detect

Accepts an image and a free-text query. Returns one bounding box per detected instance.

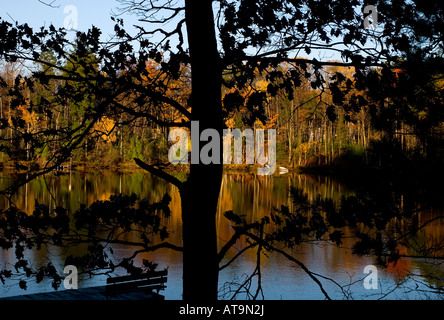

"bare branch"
[112,100,190,128]
[38,0,60,8]
[134,158,184,192]
[219,243,258,272]
[244,231,332,300]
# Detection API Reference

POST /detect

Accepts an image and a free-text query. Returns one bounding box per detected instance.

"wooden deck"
[0,285,164,300]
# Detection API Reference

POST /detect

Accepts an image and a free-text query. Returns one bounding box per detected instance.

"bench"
[103,269,168,299]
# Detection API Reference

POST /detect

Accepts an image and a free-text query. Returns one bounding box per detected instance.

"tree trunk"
[288,100,293,165]
[182,0,223,301]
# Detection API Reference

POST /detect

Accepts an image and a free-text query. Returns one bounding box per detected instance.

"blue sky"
[0,1,345,61]
[0,0,137,38]
[1,0,188,58]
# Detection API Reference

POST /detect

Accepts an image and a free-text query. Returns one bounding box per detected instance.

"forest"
[1,54,443,172]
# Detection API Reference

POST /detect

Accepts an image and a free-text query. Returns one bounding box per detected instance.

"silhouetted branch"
[144,241,183,252]
[0,111,101,196]
[243,230,332,300]
[218,243,258,272]
[394,215,444,244]
[133,158,184,191]
[217,225,253,264]
[116,0,186,50]
[246,56,387,69]
[253,222,265,300]
[112,100,190,128]
[221,223,265,300]
[38,0,60,8]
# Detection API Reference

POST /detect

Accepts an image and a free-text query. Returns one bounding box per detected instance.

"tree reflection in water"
[0,170,443,299]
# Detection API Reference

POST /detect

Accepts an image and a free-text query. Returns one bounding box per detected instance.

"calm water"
[0,170,443,300]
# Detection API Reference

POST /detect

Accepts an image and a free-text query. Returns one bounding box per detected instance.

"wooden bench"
[103,269,168,299]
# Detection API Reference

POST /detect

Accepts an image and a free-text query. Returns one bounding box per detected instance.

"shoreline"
[1,159,443,183]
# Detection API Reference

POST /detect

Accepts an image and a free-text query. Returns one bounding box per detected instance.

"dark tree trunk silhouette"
[181,0,223,301]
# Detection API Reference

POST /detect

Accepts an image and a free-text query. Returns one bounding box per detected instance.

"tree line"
[2,55,442,171]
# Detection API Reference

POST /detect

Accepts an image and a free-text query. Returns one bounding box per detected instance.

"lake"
[0,170,443,300]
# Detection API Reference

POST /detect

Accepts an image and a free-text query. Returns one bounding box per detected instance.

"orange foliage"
[94,117,117,143]
[15,105,40,132]
[386,246,411,279]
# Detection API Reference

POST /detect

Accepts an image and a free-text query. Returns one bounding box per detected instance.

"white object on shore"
[279,166,288,174]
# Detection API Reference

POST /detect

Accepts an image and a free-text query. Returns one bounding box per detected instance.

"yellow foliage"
[254,113,278,130]
[254,119,264,128]
[298,141,318,154]
[255,80,268,92]
[225,118,236,129]
[16,105,39,132]
[95,117,117,143]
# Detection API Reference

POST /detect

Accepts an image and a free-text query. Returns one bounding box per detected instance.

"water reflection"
[0,170,443,299]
